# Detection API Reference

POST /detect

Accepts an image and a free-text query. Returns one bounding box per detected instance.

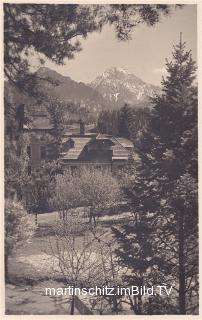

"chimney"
[79,121,85,135]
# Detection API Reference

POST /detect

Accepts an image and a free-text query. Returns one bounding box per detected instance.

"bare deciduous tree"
[52,167,121,224]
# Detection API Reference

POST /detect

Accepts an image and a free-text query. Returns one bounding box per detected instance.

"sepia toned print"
[4,3,198,315]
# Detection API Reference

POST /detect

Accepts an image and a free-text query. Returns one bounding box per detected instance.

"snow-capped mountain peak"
[90,67,161,107]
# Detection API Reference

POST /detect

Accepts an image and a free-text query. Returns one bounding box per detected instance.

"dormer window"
[61,138,75,152]
[69,138,74,148]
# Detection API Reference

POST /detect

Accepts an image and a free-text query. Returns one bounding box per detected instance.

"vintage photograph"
[4,3,198,315]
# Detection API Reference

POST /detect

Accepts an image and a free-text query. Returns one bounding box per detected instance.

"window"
[118,165,124,171]
[27,146,31,158]
[40,146,46,160]
[70,166,77,175]
[69,138,74,148]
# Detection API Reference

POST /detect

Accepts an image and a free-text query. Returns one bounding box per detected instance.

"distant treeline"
[97,104,150,146]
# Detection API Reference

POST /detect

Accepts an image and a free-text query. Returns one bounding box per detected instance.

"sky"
[42,4,197,86]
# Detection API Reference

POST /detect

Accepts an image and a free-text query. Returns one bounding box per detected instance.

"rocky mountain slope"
[5,67,112,122]
[5,67,161,122]
[90,67,161,107]
[35,67,112,117]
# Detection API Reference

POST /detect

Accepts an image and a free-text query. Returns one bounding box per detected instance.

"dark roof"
[110,137,129,160]
[60,137,92,160]
[115,137,134,149]
[96,133,112,140]
[60,134,133,161]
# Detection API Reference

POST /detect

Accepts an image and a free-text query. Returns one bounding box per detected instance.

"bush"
[5,199,36,281]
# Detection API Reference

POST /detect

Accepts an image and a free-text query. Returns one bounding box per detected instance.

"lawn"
[6,281,81,315]
[6,209,133,314]
[8,209,133,282]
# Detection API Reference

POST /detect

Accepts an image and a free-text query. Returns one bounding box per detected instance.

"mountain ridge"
[5,66,161,122]
[90,66,161,107]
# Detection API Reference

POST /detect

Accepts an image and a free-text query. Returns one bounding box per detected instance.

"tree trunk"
[109,245,118,314]
[113,293,118,314]
[178,209,186,314]
[137,295,142,314]
[5,254,9,282]
[89,207,96,226]
[35,213,38,225]
[70,288,75,315]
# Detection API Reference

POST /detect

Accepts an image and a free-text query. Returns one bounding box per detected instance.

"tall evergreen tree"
[149,37,198,314]
[112,159,166,314]
[113,37,198,314]
[46,98,66,159]
[97,104,150,148]
[118,104,131,138]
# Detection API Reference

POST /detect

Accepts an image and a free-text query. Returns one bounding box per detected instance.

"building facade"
[20,105,135,172]
[60,132,134,173]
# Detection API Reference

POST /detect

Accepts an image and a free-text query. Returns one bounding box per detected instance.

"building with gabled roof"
[60,127,134,173]
[18,105,135,172]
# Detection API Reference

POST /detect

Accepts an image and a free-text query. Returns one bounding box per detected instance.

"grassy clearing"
[6,280,80,315]
[8,209,132,282]
[6,209,133,314]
